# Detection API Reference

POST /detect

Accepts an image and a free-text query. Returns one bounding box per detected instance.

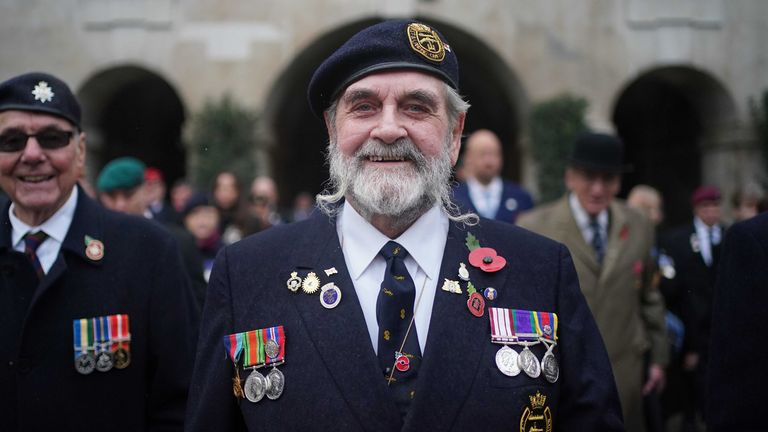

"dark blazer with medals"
[452,180,534,224]
[186,210,623,431]
[0,188,198,431]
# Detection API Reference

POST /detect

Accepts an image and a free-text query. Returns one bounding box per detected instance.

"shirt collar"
[10,187,78,248]
[694,216,721,234]
[569,192,608,229]
[467,176,502,193]
[338,201,448,281]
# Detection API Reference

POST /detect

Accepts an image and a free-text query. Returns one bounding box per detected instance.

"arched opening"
[262,17,527,209]
[612,66,736,228]
[77,65,186,189]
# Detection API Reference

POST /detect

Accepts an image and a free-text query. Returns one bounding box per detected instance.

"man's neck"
[13,189,74,227]
[471,175,496,187]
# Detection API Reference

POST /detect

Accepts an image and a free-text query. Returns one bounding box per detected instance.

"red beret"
[691,185,721,206]
[144,167,164,182]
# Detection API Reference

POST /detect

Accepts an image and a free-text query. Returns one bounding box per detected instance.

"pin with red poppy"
[84,235,104,261]
[466,282,485,318]
[465,233,506,273]
[394,351,410,372]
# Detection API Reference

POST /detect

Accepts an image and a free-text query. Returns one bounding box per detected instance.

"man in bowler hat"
[187,20,623,431]
[519,132,669,432]
[0,72,197,430]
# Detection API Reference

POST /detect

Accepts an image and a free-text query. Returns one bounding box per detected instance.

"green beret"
[97,157,146,192]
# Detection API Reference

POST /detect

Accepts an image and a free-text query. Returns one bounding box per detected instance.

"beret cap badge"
[406,23,446,62]
[32,81,55,103]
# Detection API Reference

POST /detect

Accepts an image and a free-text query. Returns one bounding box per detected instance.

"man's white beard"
[327,135,453,228]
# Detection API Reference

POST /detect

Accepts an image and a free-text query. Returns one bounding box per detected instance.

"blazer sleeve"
[146,233,199,431]
[555,244,625,430]
[185,247,247,432]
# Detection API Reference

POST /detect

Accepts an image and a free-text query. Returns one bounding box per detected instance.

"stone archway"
[77,65,186,188]
[612,66,736,228]
[262,17,527,209]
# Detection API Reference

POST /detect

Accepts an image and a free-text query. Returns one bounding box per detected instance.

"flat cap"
[0,72,81,128]
[307,19,459,118]
[691,185,721,206]
[97,157,146,193]
[569,132,630,173]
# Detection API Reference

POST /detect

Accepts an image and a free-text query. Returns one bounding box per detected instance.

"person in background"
[144,166,177,224]
[452,129,533,223]
[250,175,284,227]
[730,182,764,222]
[0,71,196,431]
[182,192,222,282]
[212,171,249,244]
[170,177,194,216]
[96,157,207,309]
[518,133,668,432]
[291,191,315,222]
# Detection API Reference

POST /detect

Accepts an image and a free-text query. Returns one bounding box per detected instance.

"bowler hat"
[308,19,459,118]
[0,72,81,128]
[568,133,629,173]
[97,157,146,193]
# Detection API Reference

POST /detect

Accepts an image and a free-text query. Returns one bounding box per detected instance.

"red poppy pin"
[633,260,643,276]
[620,225,630,241]
[465,233,506,272]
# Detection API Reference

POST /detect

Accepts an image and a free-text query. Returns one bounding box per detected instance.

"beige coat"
[518,196,668,432]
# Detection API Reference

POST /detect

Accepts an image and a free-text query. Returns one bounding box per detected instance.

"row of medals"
[75,345,130,375]
[243,338,284,403]
[495,342,559,383]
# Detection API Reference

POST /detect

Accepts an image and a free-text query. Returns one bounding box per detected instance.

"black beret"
[569,132,630,173]
[307,19,459,118]
[0,72,81,128]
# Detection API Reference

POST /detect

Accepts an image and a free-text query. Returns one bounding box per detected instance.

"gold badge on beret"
[520,391,552,432]
[406,23,446,62]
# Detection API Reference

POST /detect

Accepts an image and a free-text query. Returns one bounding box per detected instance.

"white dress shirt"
[336,201,448,354]
[569,193,609,249]
[10,187,78,274]
[467,176,503,219]
[693,216,721,266]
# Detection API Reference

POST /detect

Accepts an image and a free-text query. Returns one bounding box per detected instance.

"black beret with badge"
[307,19,459,118]
[0,71,81,128]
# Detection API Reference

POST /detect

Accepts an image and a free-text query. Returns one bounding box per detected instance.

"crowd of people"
[1,19,765,432]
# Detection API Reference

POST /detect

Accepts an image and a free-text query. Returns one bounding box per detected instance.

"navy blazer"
[0,188,198,431]
[452,180,533,223]
[707,213,768,431]
[186,210,623,431]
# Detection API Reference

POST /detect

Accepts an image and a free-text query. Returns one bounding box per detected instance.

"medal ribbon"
[222,332,245,364]
[536,311,558,342]
[242,330,265,368]
[72,318,94,359]
[265,325,285,365]
[511,309,540,342]
[488,307,517,343]
[116,314,131,354]
[93,316,103,355]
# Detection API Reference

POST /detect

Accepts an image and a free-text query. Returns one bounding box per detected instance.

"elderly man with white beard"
[186,20,623,432]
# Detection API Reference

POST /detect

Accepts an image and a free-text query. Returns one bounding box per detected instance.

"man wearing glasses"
[0,72,197,431]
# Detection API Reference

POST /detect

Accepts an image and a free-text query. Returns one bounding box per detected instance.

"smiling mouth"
[19,175,54,183]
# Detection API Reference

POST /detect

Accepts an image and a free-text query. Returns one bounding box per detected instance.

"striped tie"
[23,230,48,279]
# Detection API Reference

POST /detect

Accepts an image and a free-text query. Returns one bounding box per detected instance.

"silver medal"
[265,367,285,400]
[518,346,541,378]
[495,345,521,377]
[75,352,96,375]
[95,350,114,372]
[541,351,560,383]
[265,339,280,360]
[244,369,268,403]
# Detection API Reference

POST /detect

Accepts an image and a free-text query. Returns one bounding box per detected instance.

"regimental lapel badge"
[324,267,338,277]
[319,282,341,309]
[301,272,321,294]
[441,278,462,294]
[520,391,553,432]
[286,272,302,292]
[84,235,104,261]
[73,313,130,375]
[225,326,286,403]
[458,263,470,281]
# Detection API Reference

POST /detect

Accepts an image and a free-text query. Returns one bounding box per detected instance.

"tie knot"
[24,230,48,253]
[380,241,408,260]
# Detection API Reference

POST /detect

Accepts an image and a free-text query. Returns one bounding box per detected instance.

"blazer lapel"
[287,212,401,431]
[599,203,627,283]
[405,222,510,431]
[553,197,600,274]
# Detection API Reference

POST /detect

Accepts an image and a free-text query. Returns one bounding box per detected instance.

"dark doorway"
[263,17,527,209]
[612,66,735,228]
[78,66,186,189]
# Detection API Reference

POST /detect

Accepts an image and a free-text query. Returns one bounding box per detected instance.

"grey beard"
[323,136,454,230]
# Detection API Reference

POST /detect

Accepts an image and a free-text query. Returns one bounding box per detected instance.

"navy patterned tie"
[23,230,48,279]
[590,219,605,264]
[376,241,421,419]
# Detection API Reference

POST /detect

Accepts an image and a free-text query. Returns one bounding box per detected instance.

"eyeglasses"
[0,130,75,152]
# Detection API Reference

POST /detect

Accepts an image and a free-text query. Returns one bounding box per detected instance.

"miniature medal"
[286,271,302,292]
[320,282,342,309]
[541,350,560,383]
[95,351,114,372]
[113,314,131,369]
[94,316,113,372]
[265,367,285,400]
[518,346,541,378]
[114,347,131,369]
[495,345,521,377]
[244,369,268,403]
[302,272,321,294]
[75,352,96,375]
